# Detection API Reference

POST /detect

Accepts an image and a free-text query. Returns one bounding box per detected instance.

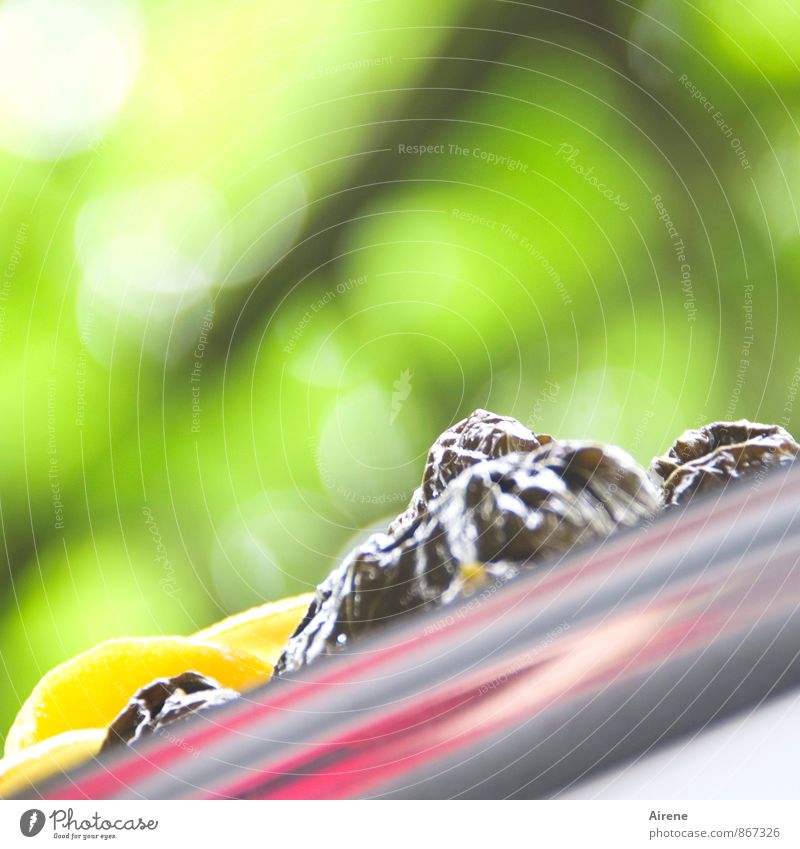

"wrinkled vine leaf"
[651,420,800,506]
[101,671,240,752]
[277,429,659,675]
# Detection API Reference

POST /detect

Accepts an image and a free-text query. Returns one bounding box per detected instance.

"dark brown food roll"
[388,408,550,535]
[101,671,240,752]
[276,439,659,675]
[651,420,800,506]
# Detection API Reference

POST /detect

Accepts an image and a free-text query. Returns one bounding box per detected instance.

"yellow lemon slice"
[0,728,106,799]
[193,592,313,663]
[5,637,271,756]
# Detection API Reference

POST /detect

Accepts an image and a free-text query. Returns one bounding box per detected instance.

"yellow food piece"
[0,728,106,799]
[5,637,272,756]
[193,592,313,664]
[457,562,489,593]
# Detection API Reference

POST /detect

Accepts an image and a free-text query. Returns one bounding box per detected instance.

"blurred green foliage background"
[2,0,800,740]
